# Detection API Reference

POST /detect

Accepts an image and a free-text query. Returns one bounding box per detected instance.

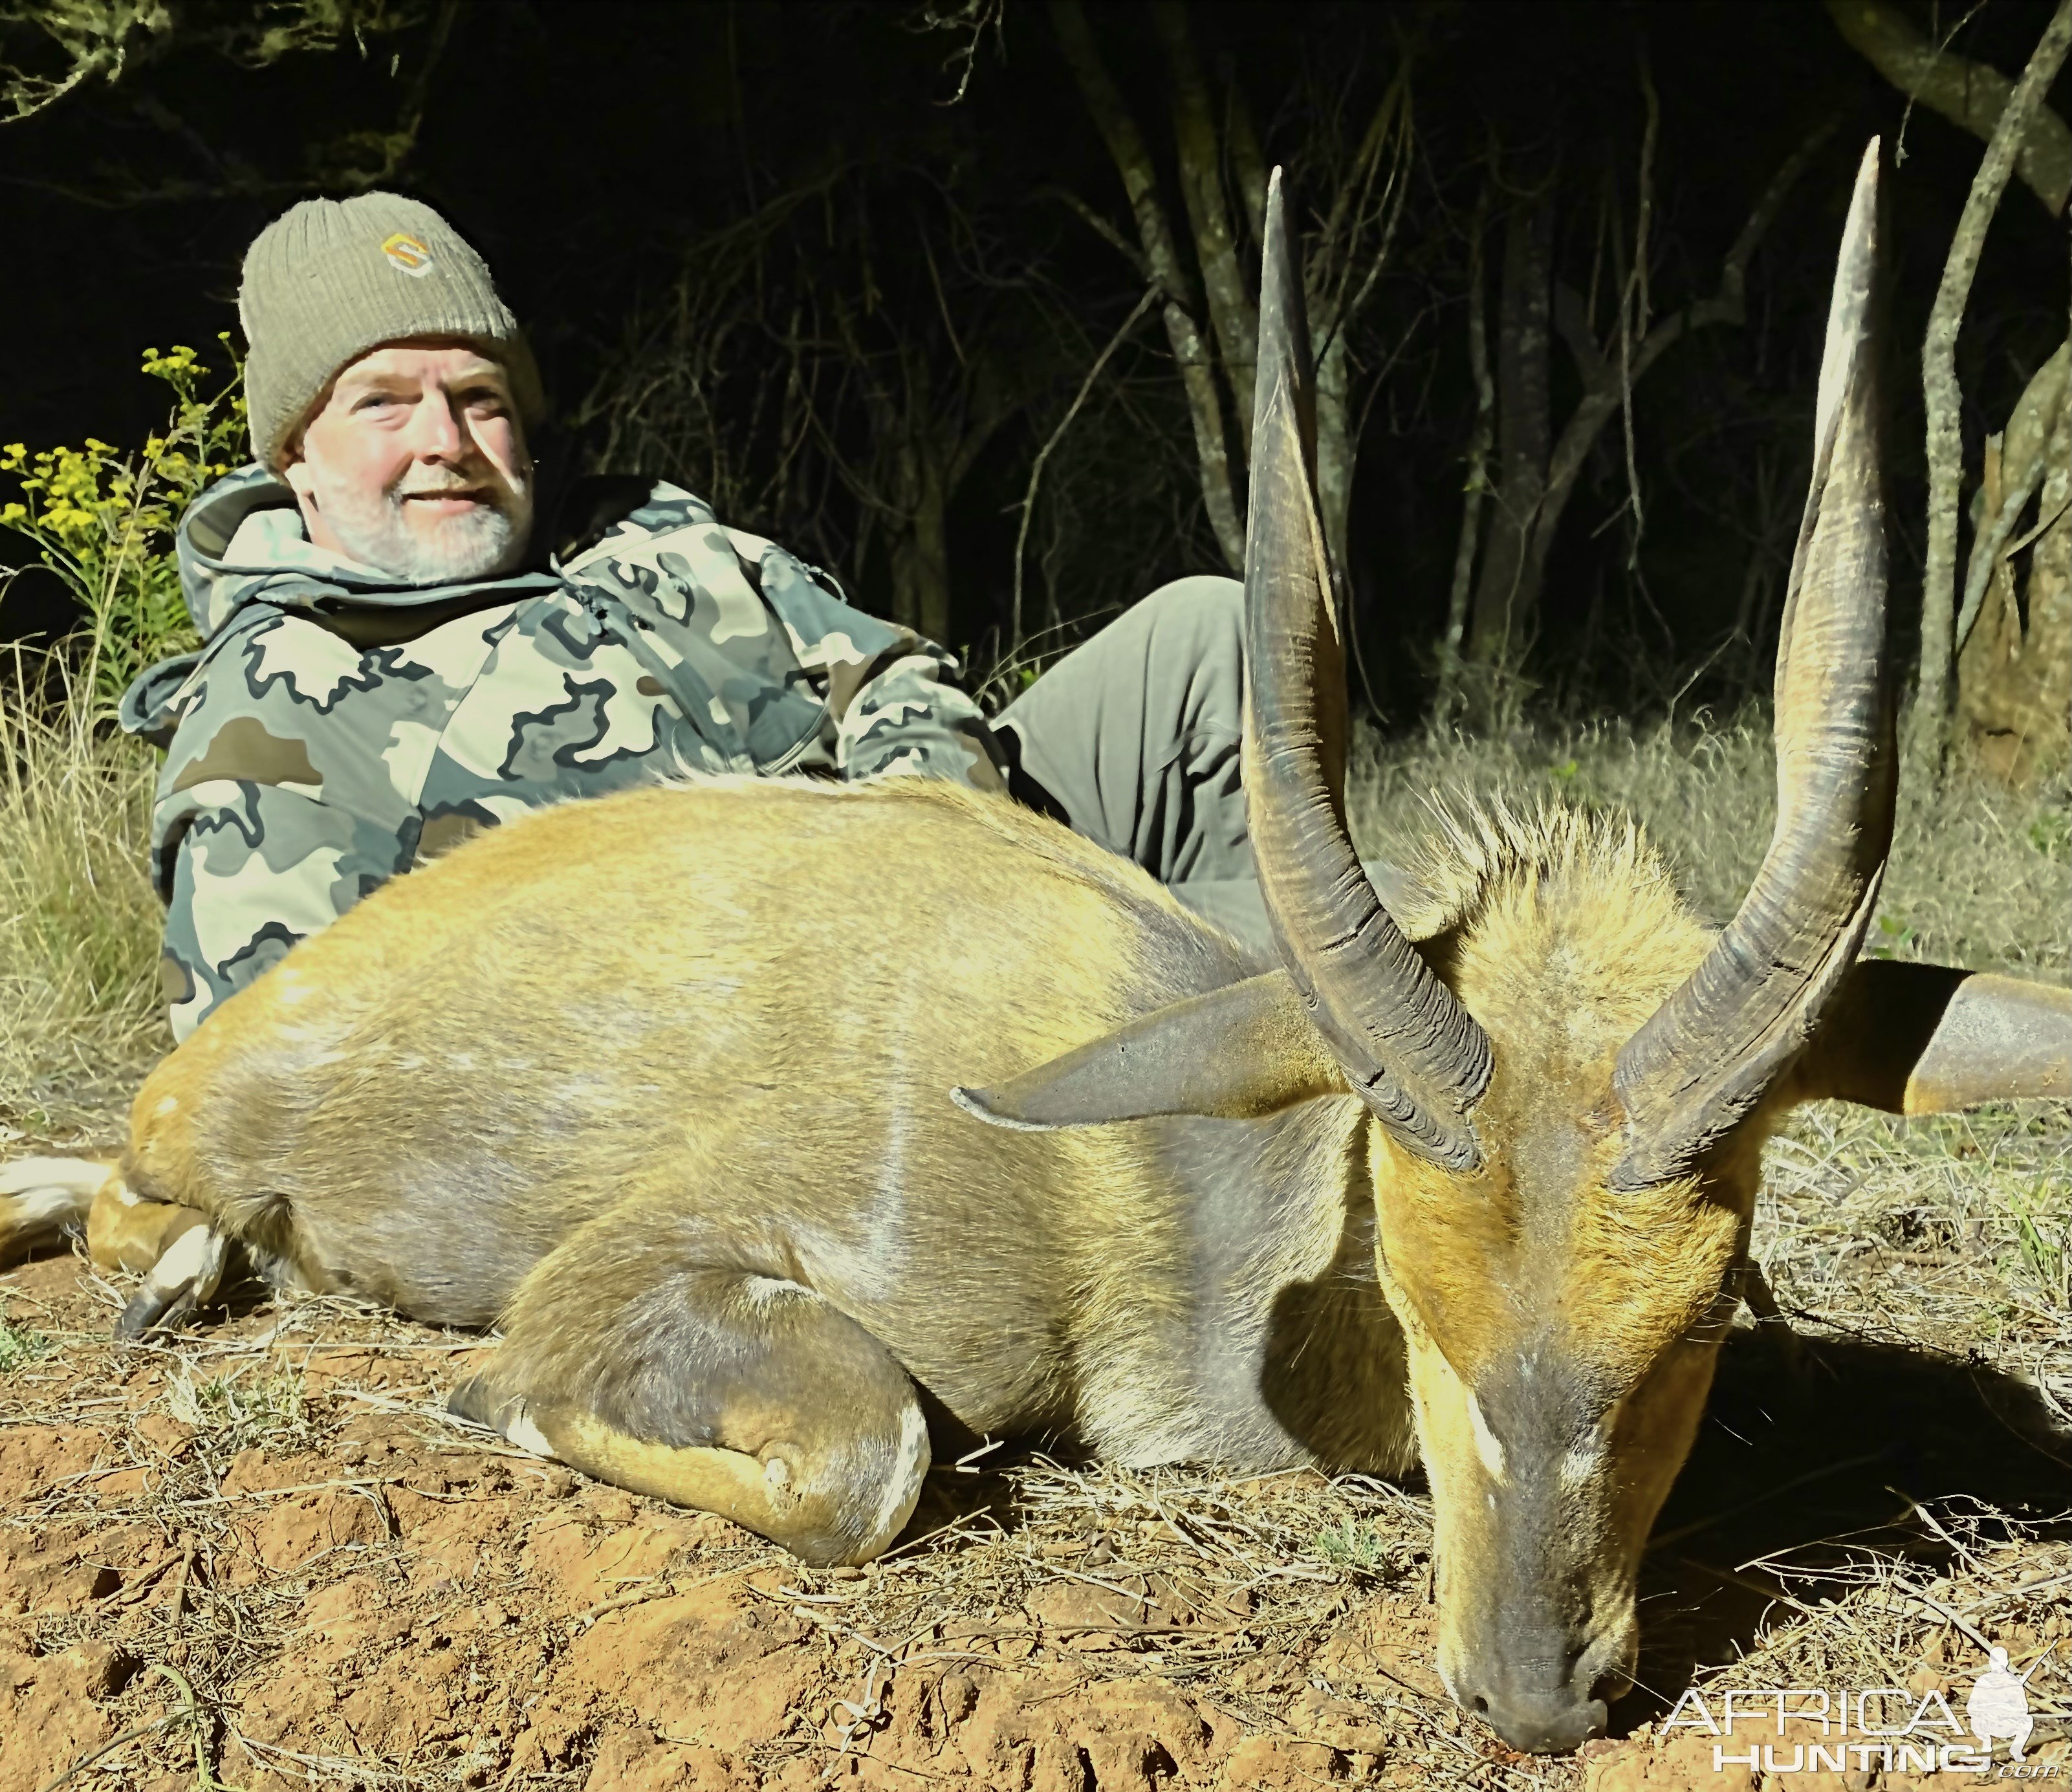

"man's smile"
[400,488,496,514]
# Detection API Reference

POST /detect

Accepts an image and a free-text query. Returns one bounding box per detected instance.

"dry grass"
[0,646,169,1137]
[1349,711,2069,983]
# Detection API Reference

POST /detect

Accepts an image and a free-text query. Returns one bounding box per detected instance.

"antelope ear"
[952,970,1346,1131]
[1789,959,2072,1114]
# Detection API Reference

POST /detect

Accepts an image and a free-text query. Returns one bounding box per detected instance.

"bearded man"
[122,193,1267,1038]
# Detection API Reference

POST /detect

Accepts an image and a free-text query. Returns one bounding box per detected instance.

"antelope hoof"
[115,1223,229,1339]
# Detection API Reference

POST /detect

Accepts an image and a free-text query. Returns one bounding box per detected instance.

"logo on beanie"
[380,232,435,278]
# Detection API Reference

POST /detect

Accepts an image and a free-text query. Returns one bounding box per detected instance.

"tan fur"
[1363,803,1757,1712]
[61,778,1802,1725]
[87,1180,210,1276]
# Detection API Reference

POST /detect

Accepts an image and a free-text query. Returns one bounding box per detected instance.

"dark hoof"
[115,1286,196,1340]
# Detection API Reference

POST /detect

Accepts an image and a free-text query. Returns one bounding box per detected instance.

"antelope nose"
[1463,1683,1609,1755]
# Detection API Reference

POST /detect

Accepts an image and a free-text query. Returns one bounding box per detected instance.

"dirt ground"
[2,1097,2068,1792]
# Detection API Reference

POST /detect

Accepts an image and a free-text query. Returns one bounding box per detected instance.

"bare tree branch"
[1438,175,1494,721]
[1012,284,1161,646]
[1553,282,1605,380]
[1047,0,1194,309]
[1826,0,2072,215]
[0,0,454,197]
[1040,184,1151,279]
[1,0,430,126]
[1614,52,1660,559]
[1220,52,1267,246]
[1466,158,1554,667]
[1508,120,1834,645]
[1050,0,1245,569]
[1912,0,2072,780]
[1150,0,1258,448]
[1310,64,1411,340]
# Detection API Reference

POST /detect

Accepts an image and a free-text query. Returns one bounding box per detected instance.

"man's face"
[282,342,534,583]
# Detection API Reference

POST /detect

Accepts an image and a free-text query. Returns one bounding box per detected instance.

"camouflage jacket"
[122,466,1006,1040]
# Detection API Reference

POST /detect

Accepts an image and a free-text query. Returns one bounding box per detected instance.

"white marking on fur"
[503,1409,558,1459]
[864,1401,931,1553]
[1558,1441,1605,1492]
[742,1276,811,1307]
[841,1032,915,1302]
[147,1224,226,1303]
[0,1157,115,1199]
[153,1096,180,1115]
[4,1186,90,1232]
[764,1455,791,1489]
[1467,1390,1507,1484]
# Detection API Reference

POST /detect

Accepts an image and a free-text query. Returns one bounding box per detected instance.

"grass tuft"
[0,644,169,1131]
[1311,1515,1393,1574]
[0,1298,53,1373]
[164,1362,312,1454]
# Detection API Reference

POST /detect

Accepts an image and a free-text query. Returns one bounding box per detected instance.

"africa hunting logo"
[1663,1641,2059,1777]
[380,231,434,276]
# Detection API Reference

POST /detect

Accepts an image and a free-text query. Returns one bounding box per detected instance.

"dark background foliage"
[3,0,2067,729]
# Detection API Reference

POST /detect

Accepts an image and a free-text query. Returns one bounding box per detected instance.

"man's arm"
[139,609,426,1038]
[155,781,409,1038]
[748,540,1008,792]
[557,481,1009,791]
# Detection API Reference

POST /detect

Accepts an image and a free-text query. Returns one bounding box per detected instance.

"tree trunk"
[888,450,952,646]
[1151,0,1258,451]
[1467,187,1553,667]
[1910,0,2072,786]
[1314,329,1356,575]
[1959,410,2072,783]
[1437,188,1494,721]
[1051,0,1245,571]
[1957,340,2068,651]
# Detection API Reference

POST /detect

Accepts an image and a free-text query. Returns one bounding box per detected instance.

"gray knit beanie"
[239,192,546,470]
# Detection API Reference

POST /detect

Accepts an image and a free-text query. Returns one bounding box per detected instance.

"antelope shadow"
[1618,1321,2071,1734]
[893,1315,2068,1731]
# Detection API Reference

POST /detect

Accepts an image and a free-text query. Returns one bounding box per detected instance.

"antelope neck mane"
[1390,800,1714,1062]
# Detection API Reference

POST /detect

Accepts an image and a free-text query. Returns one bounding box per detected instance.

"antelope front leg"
[0,1158,120,1265]
[0,1159,228,1337]
[452,1255,930,1566]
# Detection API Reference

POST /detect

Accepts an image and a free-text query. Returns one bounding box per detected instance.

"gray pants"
[992,576,1274,951]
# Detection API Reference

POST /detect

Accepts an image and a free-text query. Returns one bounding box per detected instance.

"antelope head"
[959,146,2069,1753]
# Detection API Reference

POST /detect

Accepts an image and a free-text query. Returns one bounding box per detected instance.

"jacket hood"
[177,464,561,638]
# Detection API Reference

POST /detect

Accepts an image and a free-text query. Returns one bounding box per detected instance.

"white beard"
[309,469,533,584]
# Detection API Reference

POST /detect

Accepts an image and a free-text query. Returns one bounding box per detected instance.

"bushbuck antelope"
[4,149,2067,1754]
